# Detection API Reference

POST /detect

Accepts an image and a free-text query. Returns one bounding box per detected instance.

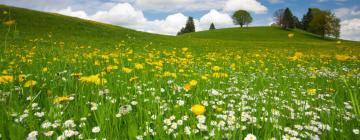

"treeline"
[273,8,340,38]
[177,7,341,39]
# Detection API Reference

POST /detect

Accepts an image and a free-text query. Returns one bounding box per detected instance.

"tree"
[301,8,320,31]
[308,10,340,38]
[282,8,295,29]
[273,9,285,26]
[177,16,196,35]
[293,16,302,29]
[232,10,253,27]
[209,23,216,30]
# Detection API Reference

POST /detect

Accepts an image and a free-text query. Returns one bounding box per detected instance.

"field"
[0,5,360,140]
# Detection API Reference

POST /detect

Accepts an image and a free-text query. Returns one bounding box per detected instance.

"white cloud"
[340,18,360,41]
[133,0,225,12]
[335,7,360,18]
[55,3,236,35]
[224,0,268,14]
[57,7,88,19]
[198,9,234,30]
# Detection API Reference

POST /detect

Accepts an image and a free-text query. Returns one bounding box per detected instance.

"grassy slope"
[1,4,359,52]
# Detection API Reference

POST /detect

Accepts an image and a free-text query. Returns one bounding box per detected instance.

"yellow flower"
[184,84,192,92]
[182,48,188,52]
[122,67,133,73]
[129,76,138,82]
[42,67,48,73]
[307,89,316,95]
[134,63,144,70]
[191,104,206,115]
[189,80,198,86]
[0,75,14,84]
[288,33,294,39]
[3,20,16,26]
[335,54,350,61]
[212,66,221,71]
[289,52,303,61]
[80,74,107,85]
[336,41,341,44]
[24,80,37,87]
[53,96,71,104]
[18,74,26,82]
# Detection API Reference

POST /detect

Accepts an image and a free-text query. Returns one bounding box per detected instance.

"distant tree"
[293,16,302,29]
[282,8,295,29]
[308,10,340,38]
[273,9,285,26]
[209,23,216,30]
[232,10,253,27]
[177,16,195,35]
[301,8,320,31]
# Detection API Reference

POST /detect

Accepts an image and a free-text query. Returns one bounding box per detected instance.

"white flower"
[27,131,38,140]
[92,126,101,133]
[136,135,143,140]
[353,129,359,135]
[56,135,65,140]
[64,120,76,128]
[64,129,75,137]
[43,131,54,136]
[176,100,185,106]
[196,115,206,124]
[41,121,52,129]
[131,101,138,105]
[197,123,208,131]
[171,123,178,129]
[244,133,256,140]
[184,126,191,135]
[34,112,45,117]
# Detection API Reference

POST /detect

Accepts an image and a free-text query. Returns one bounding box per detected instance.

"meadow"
[0,5,359,140]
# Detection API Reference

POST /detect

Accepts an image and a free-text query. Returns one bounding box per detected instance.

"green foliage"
[282,8,295,29]
[209,23,216,30]
[232,10,253,27]
[308,9,340,38]
[177,16,195,35]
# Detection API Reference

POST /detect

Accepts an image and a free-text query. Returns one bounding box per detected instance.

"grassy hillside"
[0,5,359,140]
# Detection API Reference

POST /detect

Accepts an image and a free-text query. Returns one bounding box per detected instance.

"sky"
[1,0,360,40]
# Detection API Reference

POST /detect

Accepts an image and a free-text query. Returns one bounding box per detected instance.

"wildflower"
[288,33,294,39]
[189,80,198,86]
[42,67,48,73]
[307,89,316,95]
[244,133,256,140]
[335,54,350,61]
[92,126,100,133]
[191,104,206,115]
[135,63,144,70]
[19,74,26,82]
[3,20,16,26]
[0,75,14,84]
[182,48,188,52]
[27,131,38,140]
[122,67,133,73]
[353,129,359,135]
[289,52,303,61]
[53,96,71,104]
[80,74,107,85]
[43,131,54,137]
[184,84,192,92]
[24,80,37,87]
[336,41,341,44]
[212,66,221,71]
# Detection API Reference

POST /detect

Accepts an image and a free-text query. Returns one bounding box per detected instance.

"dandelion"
[212,66,221,71]
[191,104,206,115]
[0,75,13,84]
[244,133,256,140]
[3,20,16,26]
[184,84,192,92]
[92,126,101,133]
[335,54,350,61]
[42,67,48,73]
[122,67,133,73]
[53,96,71,104]
[289,52,303,61]
[80,74,107,85]
[24,80,37,87]
[288,33,294,39]
[189,80,198,86]
[307,88,316,95]
[135,63,144,70]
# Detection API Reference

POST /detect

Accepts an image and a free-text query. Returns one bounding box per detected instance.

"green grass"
[0,5,359,140]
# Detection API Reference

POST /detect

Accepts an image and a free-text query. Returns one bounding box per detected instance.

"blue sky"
[1,0,360,40]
